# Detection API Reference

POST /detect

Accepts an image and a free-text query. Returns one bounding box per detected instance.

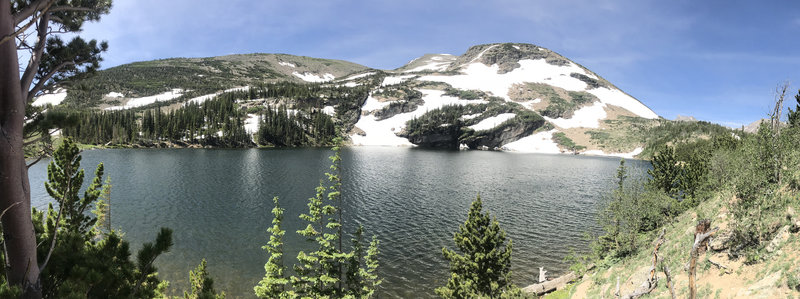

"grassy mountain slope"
[60,53,369,108]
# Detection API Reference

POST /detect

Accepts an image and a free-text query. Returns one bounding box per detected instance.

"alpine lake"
[29,147,649,298]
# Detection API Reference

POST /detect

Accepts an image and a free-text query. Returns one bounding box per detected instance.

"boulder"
[766,225,791,253]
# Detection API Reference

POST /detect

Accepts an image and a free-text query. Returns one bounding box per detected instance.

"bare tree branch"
[49,6,96,13]
[27,61,76,103]
[12,0,55,25]
[20,13,49,100]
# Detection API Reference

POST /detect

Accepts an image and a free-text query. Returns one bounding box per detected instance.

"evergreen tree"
[29,138,175,298]
[183,259,226,299]
[254,197,289,298]
[436,195,523,299]
[648,145,681,197]
[788,90,800,128]
[257,139,380,298]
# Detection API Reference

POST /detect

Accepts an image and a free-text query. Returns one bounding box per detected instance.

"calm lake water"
[29,148,648,298]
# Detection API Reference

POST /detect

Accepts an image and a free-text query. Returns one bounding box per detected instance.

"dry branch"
[521,271,578,296]
[620,228,666,299]
[689,220,718,299]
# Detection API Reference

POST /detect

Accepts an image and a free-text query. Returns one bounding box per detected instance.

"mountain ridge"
[36,42,665,157]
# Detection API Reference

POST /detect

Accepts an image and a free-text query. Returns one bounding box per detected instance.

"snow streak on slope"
[582,147,643,159]
[502,129,561,154]
[105,89,184,110]
[293,72,334,82]
[187,86,250,105]
[244,114,260,134]
[382,75,415,86]
[32,89,68,106]
[350,89,486,146]
[279,62,296,68]
[468,113,516,131]
[106,92,124,98]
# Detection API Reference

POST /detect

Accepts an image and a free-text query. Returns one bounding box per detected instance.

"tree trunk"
[0,2,42,298]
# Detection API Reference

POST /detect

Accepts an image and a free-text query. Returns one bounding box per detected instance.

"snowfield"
[582,147,643,159]
[418,58,658,124]
[292,72,334,82]
[381,75,415,86]
[350,89,486,146]
[105,89,184,110]
[501,129,561,154]
[244,114,260,134]
[468,113,516,131]
[186,86,250,105]
[32,89,68,107]
[420,59,589,101]
[544,102,607,129]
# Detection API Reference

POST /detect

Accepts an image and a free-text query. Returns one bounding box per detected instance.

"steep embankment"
[554,194,800,298]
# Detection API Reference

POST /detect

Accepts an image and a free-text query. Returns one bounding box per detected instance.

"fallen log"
[521,271,578,295]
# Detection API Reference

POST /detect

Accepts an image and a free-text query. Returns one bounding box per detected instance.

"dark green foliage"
[569,73,606,89]
[27,138,174,298]
[594,160,678,259]
[184,259,226,299]
[257,140,380,298]
[256,105,336,147]
[789,90,800,128]
[443,88,484,100]
[437,195,523,298]
[647,145,709,200]
[552,132,586,152]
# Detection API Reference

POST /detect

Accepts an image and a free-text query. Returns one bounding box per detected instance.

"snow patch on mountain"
[351,89,486,146]
[322,106,335,116]
[501,129,561,154]
[105,89,184,110]
[582,147,643,159]
[32,89,68,106]
[293,72,334,82]
[105,92,124,98]
[419,59,589,101]
[587,88,658,119]
[469,113,516,131]
[544,102,607,129]
[382,75,415,86]
[244,114,260,133]
[279,62,296,68]
[186,86,250,105]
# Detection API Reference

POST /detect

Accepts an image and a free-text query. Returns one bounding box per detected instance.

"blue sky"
[79,0,800,127]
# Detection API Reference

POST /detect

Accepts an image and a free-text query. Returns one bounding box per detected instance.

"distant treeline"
[51,82,371,147]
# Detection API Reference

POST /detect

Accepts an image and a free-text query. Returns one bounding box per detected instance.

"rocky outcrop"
[373,97,423,121]
[465,118,545,149]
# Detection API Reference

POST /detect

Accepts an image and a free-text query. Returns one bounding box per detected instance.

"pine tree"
[31,138,175,298]
[788,90,800,128]
[257,138,380,298]
[254,197,289,298]
[648,145,681,197]
[183,259,226,299]
[436,195,522,299]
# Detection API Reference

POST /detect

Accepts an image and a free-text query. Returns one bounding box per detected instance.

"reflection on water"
[29,148,648,298]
